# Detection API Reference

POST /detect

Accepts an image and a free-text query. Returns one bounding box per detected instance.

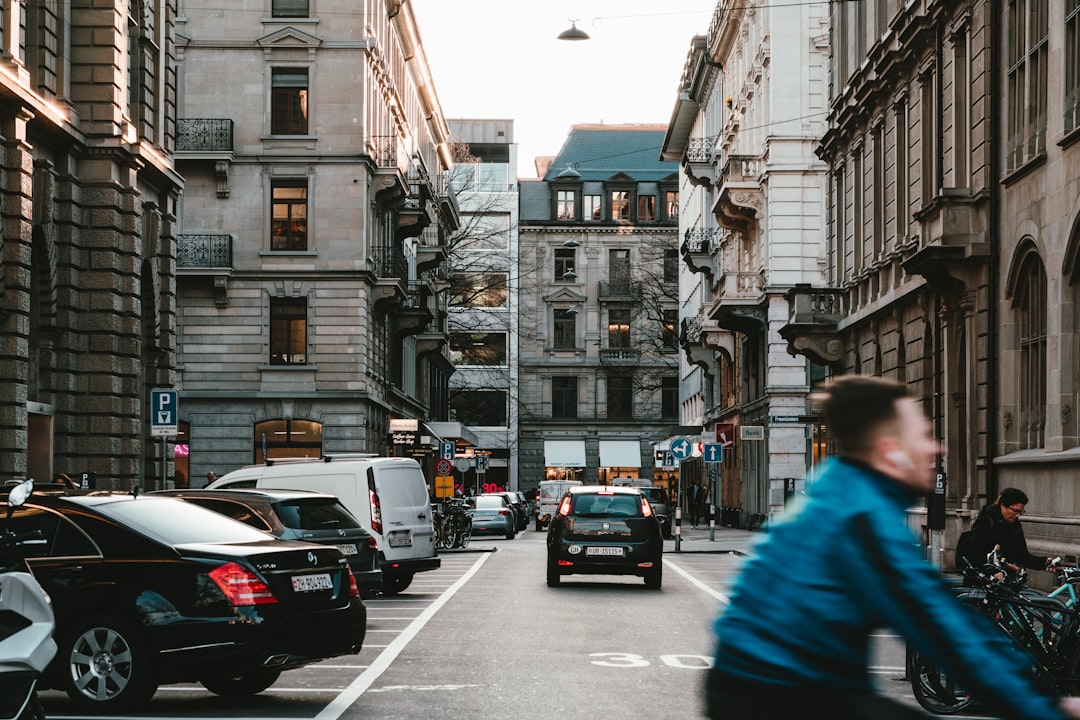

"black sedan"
[152,488,382,597]
[546,485,663,588]
[0,489,366,713]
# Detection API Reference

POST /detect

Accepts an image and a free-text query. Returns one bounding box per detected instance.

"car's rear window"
[93,497,276,545]
[570,493,642,517]
[473,496,504,509]
[540,485,569,499]
[641,488,668,503]
[273,499,361,531]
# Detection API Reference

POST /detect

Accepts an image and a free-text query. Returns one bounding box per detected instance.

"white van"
[210,456,439,594]
[534,479,583,531]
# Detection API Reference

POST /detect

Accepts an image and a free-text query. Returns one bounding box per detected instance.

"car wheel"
[57,614,158,713]
[645,566,663,589]
[546,560,561,587]
[381,572,413,595]
[505,526,515,540]
[201,669,282,697]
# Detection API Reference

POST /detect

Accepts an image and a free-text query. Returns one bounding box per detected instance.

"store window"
[254,419,322,463]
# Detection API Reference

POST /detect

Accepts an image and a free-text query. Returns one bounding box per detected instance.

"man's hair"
[997,487,1029,507]
[820,375,910,458]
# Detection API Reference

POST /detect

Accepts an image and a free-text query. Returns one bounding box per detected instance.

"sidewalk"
[664,522,759,555]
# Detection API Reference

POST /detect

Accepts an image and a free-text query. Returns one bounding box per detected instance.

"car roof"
[567,485,645,496]
[152,488,339,502]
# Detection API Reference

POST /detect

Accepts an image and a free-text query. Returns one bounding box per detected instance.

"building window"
[449,332,507,366]
[663,249,678,283]
[611,190,631,220]
[608,308,631,348]
[607,376,634,419]
[552,377,578,419]
[554,248,576,281]
[1066,0,1080,132]
[662,309,678,350]
[952,30,970,186]
[609,248,631,287]
[662,376,678,419]
[1006,0,1048,171]
[450,272,508,307]
[920,70,938,203]
[270,297,307,365]
[894,99,908,250]
[585,194,602,221]
[1016,251,1047,449]
[665,191,679,220]
[254,419,322,464]
[271,180,308,251]
[272,0,309,17]
[271,68,309,135]
[457,212,511,251]
[554,309,577,349]
[450,390,507,426]
[556,190,576,220]
[638,195,656,222]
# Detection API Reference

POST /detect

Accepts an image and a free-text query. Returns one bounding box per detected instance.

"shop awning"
[544,440,586,467]
[599,440,641,468]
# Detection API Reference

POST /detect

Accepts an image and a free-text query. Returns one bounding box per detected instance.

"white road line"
[664,558,730,604]
[315,552,492,720]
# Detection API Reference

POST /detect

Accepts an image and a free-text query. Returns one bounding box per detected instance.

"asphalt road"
[38,525,994,720]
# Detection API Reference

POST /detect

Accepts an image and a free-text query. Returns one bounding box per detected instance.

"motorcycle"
[0,480,56,720]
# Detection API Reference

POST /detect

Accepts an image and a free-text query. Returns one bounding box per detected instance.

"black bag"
[955,515,994,570]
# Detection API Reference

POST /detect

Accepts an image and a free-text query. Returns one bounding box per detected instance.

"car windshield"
[92,497,276,545]
[473,496,504,509]
[274,499,362,531]
[540,485,566,499]
[571,494,641,518]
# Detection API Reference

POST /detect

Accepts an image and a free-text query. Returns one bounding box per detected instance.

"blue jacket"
[711,457,1066,720]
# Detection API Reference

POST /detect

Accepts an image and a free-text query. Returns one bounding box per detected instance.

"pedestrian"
[703,374,1080,720]
[688,482,702,528]
[53,472,76,489]
[958,487,1055,576]
[206,470,217,485]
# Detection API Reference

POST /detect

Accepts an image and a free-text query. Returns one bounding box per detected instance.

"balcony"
[371,246,409,311]
[416,227,449,273]
[394,280,435,340]
[599,348,640,365]
[177,234,232,306]
[683,137,717,188]
[682,228,717,277]
[680,313,735,375]
[598,281,641,301]
[709,270,766,335]
[778,284,846,366]
[714,155,764,233]
[370,135,409,206]
[176,119,234,153]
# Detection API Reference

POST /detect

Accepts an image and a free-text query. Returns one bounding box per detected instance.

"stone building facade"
[517,125,682,497]
[0,0,183,487]
[173,0,458,487]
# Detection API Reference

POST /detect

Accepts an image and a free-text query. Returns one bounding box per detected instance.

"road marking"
[315,553,492,720]
[664,558,730,604]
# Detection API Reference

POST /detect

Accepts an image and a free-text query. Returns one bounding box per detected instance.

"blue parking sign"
[151,389,178,437]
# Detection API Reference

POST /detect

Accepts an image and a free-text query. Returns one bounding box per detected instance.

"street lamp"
[557,20,590,41]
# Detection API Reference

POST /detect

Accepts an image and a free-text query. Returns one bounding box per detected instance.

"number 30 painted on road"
[589,653,713,669]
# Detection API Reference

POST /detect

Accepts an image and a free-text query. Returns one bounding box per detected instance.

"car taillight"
[365,536,378,551]
[558,496,572,516]
[499,509,511,516]
[346,566,360,598]
[209,562,278,606]
[641,498,654,517]
[370,489,382,535]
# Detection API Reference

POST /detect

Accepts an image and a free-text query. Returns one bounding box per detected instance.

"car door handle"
[417,513,427,519]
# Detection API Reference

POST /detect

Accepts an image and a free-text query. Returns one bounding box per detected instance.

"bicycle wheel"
[909,648,977,714]
[457,518,471,549]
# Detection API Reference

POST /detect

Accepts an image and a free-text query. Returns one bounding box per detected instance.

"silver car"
[469,495,517,539]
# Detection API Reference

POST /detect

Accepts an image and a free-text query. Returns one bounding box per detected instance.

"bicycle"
[433,497,472,550]
[910,553,1080,714]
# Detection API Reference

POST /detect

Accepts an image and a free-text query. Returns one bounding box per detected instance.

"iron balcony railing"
[175,119,234,152]
[177,234,232,269]
[683,228,718,253]
[685,137,714,164]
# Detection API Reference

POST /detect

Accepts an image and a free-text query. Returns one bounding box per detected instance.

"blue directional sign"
[670,436,693,461]
[151,388,178,438]
[440,441,455,460]
[702,443,724,463]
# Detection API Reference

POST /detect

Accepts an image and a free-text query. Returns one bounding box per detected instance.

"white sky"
[410,0,714,178]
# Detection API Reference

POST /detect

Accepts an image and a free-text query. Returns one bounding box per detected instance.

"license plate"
[292,573,333,592]
[336,543,358,556]
[585,546,624,557]
[388,535,412,547]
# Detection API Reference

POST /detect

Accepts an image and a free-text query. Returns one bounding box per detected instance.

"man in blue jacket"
[704,375,1080,720]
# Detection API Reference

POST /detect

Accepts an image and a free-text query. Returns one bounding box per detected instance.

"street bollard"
[709,503,715,541]
[674,505,682,552]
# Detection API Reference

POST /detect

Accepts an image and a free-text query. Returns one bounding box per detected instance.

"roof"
[153,488,335,502]
[542,124,678,182]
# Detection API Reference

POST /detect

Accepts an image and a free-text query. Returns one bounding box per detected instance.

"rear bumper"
[378,554,441,578]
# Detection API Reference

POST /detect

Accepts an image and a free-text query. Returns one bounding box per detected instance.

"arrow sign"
[670,437,693,461]
[703,443,723,463]
[151,389,178,438]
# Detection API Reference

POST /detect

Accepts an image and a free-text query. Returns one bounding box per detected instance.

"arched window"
[1015,253,1047,449]
[253,419,323,464]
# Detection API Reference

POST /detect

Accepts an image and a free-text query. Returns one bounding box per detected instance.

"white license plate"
[388,535,412,547]
[585,546,625,557]
[336,543,358,556]
[292,573,333,592]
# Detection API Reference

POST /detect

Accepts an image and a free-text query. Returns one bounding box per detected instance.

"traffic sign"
[436,458,452,475]
[475,455,489,473]
[670,437,693,461]
[440,441,455,460]
[150,388,178,437]
[702,443,723,463]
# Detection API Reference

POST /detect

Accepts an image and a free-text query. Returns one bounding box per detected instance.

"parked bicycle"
[910,551,1080,714]
[433,497,472,550]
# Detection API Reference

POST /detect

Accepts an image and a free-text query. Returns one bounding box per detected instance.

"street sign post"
[150,389,178,437]
[440,441,455,460]
[436,458,452,475]
[669,437,693,461]
[702,443,723,463]
[669,437,694,552]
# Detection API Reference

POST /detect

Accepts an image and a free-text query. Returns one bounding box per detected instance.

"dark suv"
[546,485,663,589]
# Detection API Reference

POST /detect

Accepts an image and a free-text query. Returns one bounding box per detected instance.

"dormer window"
[556,190,577,220]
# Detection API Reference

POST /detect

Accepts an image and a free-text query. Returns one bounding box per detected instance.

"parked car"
[534,479,583,531]
[0,488,366,713]
[546,485,663,588]
[479,491,526,532]
[209,456,439,595]
[151,487,382,597]
[468,495,517,539]
[638,486,673,539]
